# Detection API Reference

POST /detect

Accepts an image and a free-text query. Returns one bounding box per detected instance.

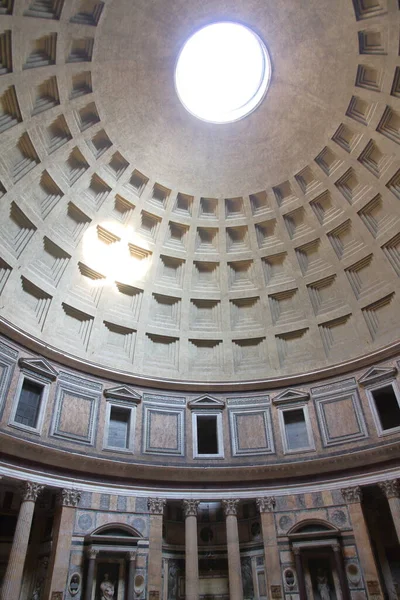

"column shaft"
[0,482,43,600]
[127,554,136,600]
[222,500,243,600]
[333,546,351,600]
[185,514,199,600]
[388,496,400,544]
[84,551,98,600]
[294,551,307,600]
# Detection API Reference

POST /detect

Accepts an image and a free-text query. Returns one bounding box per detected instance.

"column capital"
[126,551,136,562]
[341,486,362,504]
[86,547,99,560]
[59,488,82,507]
[222,498,240,517]
[256,496,276,513]
[293,547,301,556]
[379,479,400,499]
[332,543,341,553]
[147,497,166,515]
[20,481,44,503]
[182,499,200,518]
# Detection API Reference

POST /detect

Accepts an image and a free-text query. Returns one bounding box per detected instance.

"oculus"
[175,22,271,124]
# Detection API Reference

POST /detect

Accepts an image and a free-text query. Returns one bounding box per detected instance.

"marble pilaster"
[341,486,384,599]
[256,497,282,600]
[147,497,166,600]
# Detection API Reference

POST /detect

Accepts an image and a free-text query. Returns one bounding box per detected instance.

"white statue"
[100,574,115,600]
[316,569,331,600]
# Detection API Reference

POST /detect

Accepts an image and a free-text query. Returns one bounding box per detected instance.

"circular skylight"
[175,22,271,124]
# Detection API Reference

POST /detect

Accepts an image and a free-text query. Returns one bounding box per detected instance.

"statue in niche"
[100,574,115,600]
[316,569,331,600]
[241,557,254,598]
[168,561,178,600]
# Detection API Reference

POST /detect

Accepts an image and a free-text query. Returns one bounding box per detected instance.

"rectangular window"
[197,415,218,454]
[283,408,310,450]
[192,412,224,458]
[372,385,400,431]
[14,380,43,429]
[107,406,130,449]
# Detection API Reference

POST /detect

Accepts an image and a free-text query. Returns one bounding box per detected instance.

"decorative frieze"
[379,479,400,499]
[341,486,362,504]
[182,499,200,518]
[222,498,240,516]
[20,481,44,502]
[147,498,166,515]
[256,496,276,513]
[60,488,82,507]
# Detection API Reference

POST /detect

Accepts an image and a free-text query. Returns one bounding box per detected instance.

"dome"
[0,0,398,385]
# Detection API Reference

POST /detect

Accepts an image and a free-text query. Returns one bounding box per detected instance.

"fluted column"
[0,481,44,600]
[43,488,81,600]
[256,497,282,600]
[127,551,136,599]
[84,547,99,600]
[341,486,384,599]
[183,499,200,600]
[222,499,243,600]
[147,498,166,600]
[379,479,400,544]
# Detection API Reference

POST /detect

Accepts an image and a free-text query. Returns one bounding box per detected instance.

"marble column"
[293,548,307,600]
[256,497,282,600]
[183,499,200,600]
[126,551,136,600]
[332,543,351,600]
[222,499,243,600]
[379,479,400,544]
[0,480,44,600]
[341,486,384,599]
[84,547,98,600]
[147,497,166,600]
[43,488,81,600]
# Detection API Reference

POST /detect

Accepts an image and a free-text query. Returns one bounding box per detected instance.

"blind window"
[108,406,130,449]
[283,409,309,450]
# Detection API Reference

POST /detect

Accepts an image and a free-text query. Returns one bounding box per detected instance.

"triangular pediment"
[272,389,310,405]
[358,366,397,387]
[104,385,141,403]
[18,357,58,381]
[188,395,226,410]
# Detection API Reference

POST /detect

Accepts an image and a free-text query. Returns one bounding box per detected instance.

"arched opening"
[83,524,145,600]
[288,519,350,600]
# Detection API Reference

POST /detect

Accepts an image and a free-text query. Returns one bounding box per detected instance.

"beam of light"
[175,22,271,124]
[82,222,152,290]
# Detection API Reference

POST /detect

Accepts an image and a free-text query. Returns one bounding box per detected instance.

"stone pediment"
[104,385,142,403]
[18,357,58,381]
[188,395,226,410]
[272,389,310,405]
[358,366,397,387]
